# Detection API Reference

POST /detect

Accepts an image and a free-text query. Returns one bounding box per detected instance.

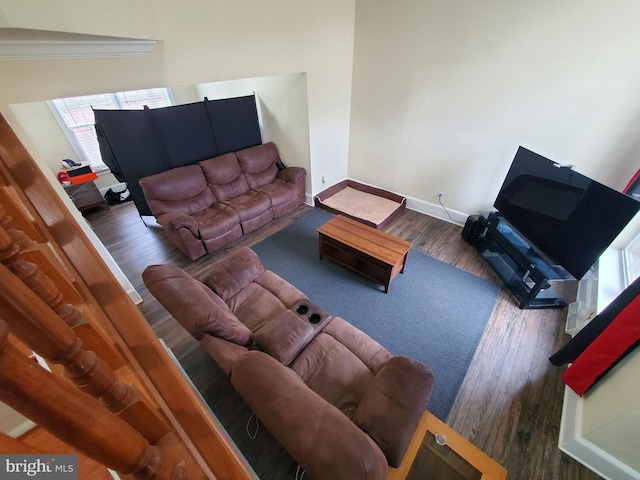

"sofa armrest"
[353,355,434,467]
[278,166,306,184]
[156,212,199,236]
[231,350,387,480]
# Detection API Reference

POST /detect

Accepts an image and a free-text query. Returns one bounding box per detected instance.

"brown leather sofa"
[139,142,306,260]
[143,246,434,480]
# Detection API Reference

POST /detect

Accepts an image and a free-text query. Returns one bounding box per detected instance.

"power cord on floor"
[246,412,260,440]
[438,194,455,221]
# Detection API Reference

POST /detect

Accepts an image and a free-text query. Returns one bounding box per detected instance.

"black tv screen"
[494,147,640,280]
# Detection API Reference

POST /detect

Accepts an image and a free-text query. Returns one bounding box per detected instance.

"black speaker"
[461,215,480,243]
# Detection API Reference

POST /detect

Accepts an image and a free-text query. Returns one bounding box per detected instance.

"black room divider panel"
[150,101,217,168]
[94,95,262,216]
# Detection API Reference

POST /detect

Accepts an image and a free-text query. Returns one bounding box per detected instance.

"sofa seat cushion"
[236,142,280,188]
[290,332,376,419]
[142,264,252,345]
[222,190,272,222]
[139,164,216,217]
[322,317,392,374]
[190,203,240,238]
[253,270,307,308]
[202,225,243,254]
[253,178,300,208]
[205,274,303,334]
[223,282,289,332]
[253,310,316,366]
[237,207,274,235]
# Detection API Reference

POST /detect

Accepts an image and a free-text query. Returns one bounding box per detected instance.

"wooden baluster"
[0,185,45,243]
[0,205,19,258]
[0,320,184,480]
[0,205,126,370]
[0,218,82,327]
[0,202,35,251]
[0,262,168,443]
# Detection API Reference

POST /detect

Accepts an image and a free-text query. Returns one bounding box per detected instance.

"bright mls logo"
[1,455,78,479]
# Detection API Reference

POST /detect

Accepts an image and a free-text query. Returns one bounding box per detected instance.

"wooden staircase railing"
[0,320,183,479]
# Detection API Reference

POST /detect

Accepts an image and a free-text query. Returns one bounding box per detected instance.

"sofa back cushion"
[202,246,266,302]
[200,153,250,201]
[236,142,280,189]
[142,263,252,345]
[139,164,216,217]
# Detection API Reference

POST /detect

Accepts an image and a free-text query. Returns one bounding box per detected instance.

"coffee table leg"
[400,252,409,274]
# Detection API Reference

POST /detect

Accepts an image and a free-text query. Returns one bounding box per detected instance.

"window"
[49,88,173,172]
[623,231,640,286]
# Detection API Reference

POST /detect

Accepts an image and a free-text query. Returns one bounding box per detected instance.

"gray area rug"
[252,208,500,421]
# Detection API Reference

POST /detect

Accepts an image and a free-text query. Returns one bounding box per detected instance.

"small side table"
[388,411,507,480]
[64,182,109,214]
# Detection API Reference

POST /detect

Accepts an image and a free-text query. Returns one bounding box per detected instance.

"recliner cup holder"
[295,302,327,325]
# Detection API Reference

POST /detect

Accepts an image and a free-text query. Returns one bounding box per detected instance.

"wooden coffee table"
[388,411,507,480]
[317,215,413,293]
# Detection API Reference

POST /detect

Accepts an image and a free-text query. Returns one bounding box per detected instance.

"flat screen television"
[494,147,640,280]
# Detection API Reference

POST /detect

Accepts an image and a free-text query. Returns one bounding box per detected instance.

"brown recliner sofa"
[139,142,306,260]
[143,246,434,480]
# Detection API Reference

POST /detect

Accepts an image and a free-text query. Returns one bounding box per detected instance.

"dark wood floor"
[85,201,602,480]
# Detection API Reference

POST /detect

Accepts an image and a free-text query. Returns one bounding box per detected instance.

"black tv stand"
[463,211,572,309]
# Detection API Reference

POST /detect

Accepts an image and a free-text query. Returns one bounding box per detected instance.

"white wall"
[349,1,640,475]
[582,349,640,473]
[560,349,640,479]
[349,0,640,215]
[0,0,356,196]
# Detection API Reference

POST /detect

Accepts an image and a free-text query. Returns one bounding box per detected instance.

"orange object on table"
[69,172,98,185]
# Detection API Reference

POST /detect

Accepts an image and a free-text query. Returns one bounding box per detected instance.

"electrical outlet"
[322,176,326,184]
[438,192,444,200]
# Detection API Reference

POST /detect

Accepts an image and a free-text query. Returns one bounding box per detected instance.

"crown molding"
[0,28,156,60]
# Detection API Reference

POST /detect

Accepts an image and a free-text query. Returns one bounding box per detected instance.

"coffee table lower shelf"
[388,412,507,480]
[317,215,412,293]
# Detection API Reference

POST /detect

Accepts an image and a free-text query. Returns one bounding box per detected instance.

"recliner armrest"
[156,212,199,236]
[277,166,306,184]
[353,355,434,467]
[231,350,387,480]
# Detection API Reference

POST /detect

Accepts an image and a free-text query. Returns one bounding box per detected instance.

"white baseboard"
[312,178,469,226]
[403,193,467,226]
